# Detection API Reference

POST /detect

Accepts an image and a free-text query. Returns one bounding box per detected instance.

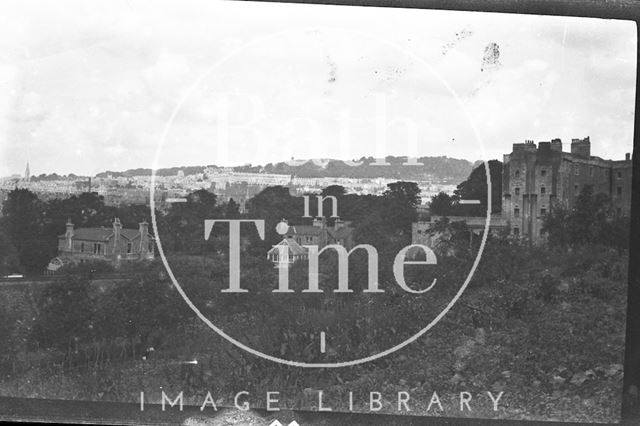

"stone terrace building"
[47,218,154,272]
[502,137,632,242]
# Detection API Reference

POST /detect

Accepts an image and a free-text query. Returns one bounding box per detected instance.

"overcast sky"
[0,0,636,176]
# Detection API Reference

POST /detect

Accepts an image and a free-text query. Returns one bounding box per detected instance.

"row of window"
[513,185,623,196]
[514,167,623,179]
[513,207,547,217]
[513,186,545,196]
[77,242,135,254]
[511,227,545,237]
[514,169,547,178]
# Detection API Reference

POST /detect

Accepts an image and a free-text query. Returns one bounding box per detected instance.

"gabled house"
[286,217,355,249]
[47,218,154,272]
[266,217,355,268]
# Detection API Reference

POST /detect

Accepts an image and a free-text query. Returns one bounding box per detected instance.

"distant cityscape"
[0,157,465,212]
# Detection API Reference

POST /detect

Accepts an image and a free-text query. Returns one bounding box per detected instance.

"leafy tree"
[381,181,421,238]
[246,186,303,247]
[384,181,421,209]
[1,189,44,253]
[0,189,50,273]
[45,192,115,230]
[542,185,629,250]
[0,229,21,275]
[566,186,611,245]
[18,239,53,274]
[453,160,502,215]
[321,185,347,198]
[429,191,458,216]
[165,189,218,252]
[542,203,571,248]
[225,198,240,219]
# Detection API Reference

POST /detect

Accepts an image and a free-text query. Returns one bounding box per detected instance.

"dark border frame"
[1,0,639,424]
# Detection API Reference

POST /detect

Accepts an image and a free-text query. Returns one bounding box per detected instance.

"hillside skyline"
[4,154,478,180]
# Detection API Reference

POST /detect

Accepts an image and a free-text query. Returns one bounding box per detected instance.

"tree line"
[0,180,423,276]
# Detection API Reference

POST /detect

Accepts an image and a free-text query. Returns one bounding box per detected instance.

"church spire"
[24,162,30,182]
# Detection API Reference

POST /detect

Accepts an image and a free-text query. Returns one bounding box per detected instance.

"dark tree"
[0,228,21,275]
[384,181,421,209]
[542,185,629,250]
[429,191,457,216]
[321,185,347,198]
[382,181,421,237]
[1,188,44,252]
[225,198,240,219]
[541,203,571,248]
[454,160,503,215]
[165,189,218,252]
[246,186,302,247]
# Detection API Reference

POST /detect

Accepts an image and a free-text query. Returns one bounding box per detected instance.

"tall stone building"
[502,137,632,242]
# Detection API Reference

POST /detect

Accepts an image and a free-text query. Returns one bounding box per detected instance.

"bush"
[31,276,94,352]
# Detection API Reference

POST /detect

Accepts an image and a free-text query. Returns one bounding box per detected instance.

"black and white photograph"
[0,1,637,424]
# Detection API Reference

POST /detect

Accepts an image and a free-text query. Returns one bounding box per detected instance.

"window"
[575,165,579,175]
[590,167,594,176]
[513,227,520,236]
[540,186,546,195]
[515,170,520,178]
[617,186,622,196]
[541,169,546,177]
[514,207,520,217]
[93,243,101,255]
[574,184,579,193]
[540,207,547,215]
[617,171,622,179]
[515,187,520,196]
[127,243,132,254]
[80,242,84,252]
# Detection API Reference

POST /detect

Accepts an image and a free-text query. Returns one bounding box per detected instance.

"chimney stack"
[113,218,123,255]
[313,216,326,228]
[571,137,591,158]
[65,219,74,251]
[139,220,150,256]
[626,153,631,161]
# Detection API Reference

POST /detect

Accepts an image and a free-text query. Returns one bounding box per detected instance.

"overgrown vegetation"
[0,169,629,422]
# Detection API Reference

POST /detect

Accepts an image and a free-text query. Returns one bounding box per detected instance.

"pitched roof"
[328,226,354,239]
[287,225,324,236]
[58,227,153,241]
[58,227,112,241]
[121,229,143,240]
[287,223,355,240]
[267,237,308,256]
